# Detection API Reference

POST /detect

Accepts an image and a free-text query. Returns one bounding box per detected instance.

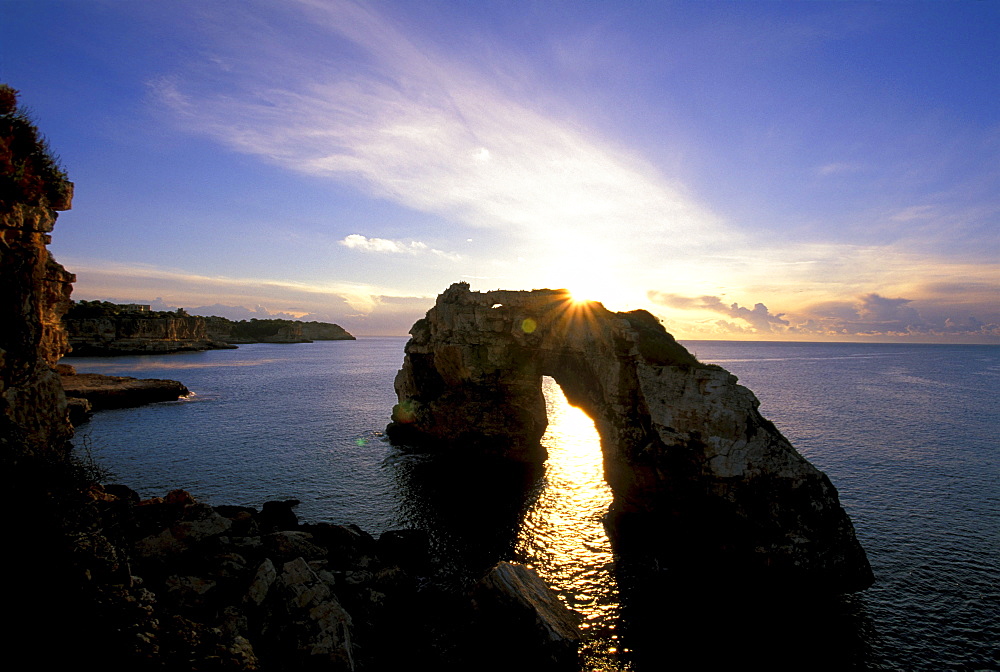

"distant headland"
[62,299,355,356]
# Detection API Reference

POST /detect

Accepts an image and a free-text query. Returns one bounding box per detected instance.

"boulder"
[259,557,355,671]
[470,561,581,670]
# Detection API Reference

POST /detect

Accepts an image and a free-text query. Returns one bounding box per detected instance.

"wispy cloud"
[149,0,722,260]
[888,205,935,222]
[816,162,863,176]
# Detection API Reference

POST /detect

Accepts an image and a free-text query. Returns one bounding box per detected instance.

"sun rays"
[537,290,606,341]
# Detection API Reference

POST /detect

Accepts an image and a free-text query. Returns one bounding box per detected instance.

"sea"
[66,339,999,671]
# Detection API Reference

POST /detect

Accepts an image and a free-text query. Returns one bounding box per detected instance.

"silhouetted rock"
[388,282,873,593]
[470,561,581,670]
[259,499,301,532]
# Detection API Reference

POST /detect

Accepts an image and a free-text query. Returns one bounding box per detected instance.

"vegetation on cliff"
[206,316,355,342]
[64,302,355,346]
[65,299,189,320]
[0,84,70,210]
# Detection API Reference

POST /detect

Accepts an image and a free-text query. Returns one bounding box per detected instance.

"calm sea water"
[67,339,999,671]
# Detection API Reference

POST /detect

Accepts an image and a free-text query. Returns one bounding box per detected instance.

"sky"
[2,0,997,341]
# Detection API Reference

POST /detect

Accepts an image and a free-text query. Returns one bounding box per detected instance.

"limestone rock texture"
[0,89,75,463]
[387,283,873,593]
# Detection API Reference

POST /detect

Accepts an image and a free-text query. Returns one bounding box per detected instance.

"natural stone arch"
[387,283,873,593]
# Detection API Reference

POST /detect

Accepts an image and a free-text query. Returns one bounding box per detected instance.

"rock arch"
[387,283,873,593]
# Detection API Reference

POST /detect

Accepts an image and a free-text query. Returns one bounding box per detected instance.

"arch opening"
[517,376,623,658]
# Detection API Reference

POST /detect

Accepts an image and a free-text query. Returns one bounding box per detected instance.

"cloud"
[338,234,461,261]
[149,0,722,261]
[650,289,999,341]
[854,293,922,326]
[648,291,789,333]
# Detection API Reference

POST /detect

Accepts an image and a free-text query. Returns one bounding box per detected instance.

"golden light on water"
[516,377,627,667]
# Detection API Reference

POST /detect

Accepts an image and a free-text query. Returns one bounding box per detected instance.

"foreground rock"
[60,368,190,411]
[471,562,581,670]
[59,485,576,670]
[388,283,873,593]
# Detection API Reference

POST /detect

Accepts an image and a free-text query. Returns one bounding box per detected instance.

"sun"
[565,282,607,307]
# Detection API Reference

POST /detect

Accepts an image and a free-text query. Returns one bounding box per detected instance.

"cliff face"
[388,283,873,593]
[64,315,225,355]
[0,88,75,462]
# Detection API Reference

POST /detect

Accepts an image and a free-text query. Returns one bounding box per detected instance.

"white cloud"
[340,234,407,254]
[338,234,459,261]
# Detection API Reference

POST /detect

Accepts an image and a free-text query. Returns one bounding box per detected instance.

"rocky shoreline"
[48,483,580,670]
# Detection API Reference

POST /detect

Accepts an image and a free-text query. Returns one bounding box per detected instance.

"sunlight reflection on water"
[517,377,627,669]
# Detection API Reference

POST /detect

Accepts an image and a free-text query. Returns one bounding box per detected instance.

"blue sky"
[3,0,997,340]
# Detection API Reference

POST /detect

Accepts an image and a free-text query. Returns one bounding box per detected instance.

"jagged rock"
[60,372,189,410]
[0,94,75,462]
[470,561,581,670]
[65,396,93,425]
[300,523,377,570]
[247,558,278,607]
[259,499,301,532]
[387,283,873,593]
[134,501,233,560]
[261,531,329,563]
[262,557,355,671]
[164,574,218,610]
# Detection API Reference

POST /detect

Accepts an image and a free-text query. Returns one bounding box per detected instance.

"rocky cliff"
[65,315,232,355]
[388,283,874,593]
[0,85,75,463]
